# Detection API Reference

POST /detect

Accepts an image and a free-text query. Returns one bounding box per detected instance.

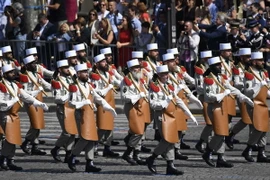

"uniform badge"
[123,87,127,93]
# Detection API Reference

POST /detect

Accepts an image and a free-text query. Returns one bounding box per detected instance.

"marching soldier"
[121,59,151,165]
[242,52,270,163]
[162,52,201,159]
[73,43,92,71]
[145,65,198,175]
[1,46,21,72]
[25,47,54,78]
[145,43,162,78]
[90,54,121,157]
[100,47,123,81]
[50,60,77,163]
[67,63,117,172]
[132,51,152,78]
[0,64,48,171]
[194,50,213,153]
[65,50,78,76]
[20,55,52,155]
[226,48,253,149]
[202,57,253,168]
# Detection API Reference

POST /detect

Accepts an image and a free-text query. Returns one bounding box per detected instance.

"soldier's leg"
[196,125,213,153]
[99,130,119,157]
[225,120,247,149]
[174,131,188,160]
[256,132,270,162]
[84,141,102,172]
[180,129,190,149]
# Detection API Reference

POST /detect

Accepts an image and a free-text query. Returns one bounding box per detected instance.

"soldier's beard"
[131,71,142,81]
[99,65,109,72]
[255,64,264,70]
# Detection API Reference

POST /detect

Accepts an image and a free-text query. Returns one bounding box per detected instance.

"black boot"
[252,144,259,151]
[180,134,190,149]
[225,132,234,150]
[141,145,151,153]
[133,150,146,165]
[257,146,270,163]
[122,146,137,165]
[175,148,188,160]
[195,139,205,153]
[111,140,120,146]
[0,156,9,170]
[154,130,161,142]
[20,140,31,155]
[241,145,254,162]
[146,153,158,174]
[166,160,184,175]
[64,150,71,163]
[216,153,234,168]
[31,144,46,155]
[7,159,22,171]
[123,133,132,146]
[39,140,46,145]
[67,154,76,172]
[103,145,119,157]
[85,159,102,172]
[202,146,215,167]
[51,146,61,162]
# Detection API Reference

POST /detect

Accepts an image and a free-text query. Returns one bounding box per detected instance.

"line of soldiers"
[0,41,269,175]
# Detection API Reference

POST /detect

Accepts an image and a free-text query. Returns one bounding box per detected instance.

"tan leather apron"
[199,95,212,125]
[64,102,78,135]
[27,92,45,129]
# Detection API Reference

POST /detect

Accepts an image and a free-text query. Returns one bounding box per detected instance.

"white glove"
[140,92,146,98]
[31,90,41,97]
[14,97,19,102]
[60,93,69,102]
[245,97,254,107]
[190,115,198,126]
[268,90,270,98]
[261,81,267,86]
[109,108,117,118]
[189,94,203,109]
[38,86,44,91]
[83,99,92,106]
[33,100,49,111]
[224,89,231,96]
[99,84,114,96]
[167,95,173,101]
[108,84,114,89]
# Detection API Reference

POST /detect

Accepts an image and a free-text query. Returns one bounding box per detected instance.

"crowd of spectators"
[1,0,270,75]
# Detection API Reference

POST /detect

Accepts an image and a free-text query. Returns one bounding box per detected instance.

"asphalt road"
[0,112,270,180]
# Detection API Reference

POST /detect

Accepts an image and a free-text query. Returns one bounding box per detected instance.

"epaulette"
[89,82,96,88]
[178,72,183,79]
[142,61,150,72]
[40,63,46,68]
[204,77,214,85]
[140,78,145,84]
[232,67,240,75]
[111,64,116,69]
[150,82,160,92]
[221,74,228,80]
[0,83,7,93]
[108,70,114,76]
[168,84,174,91]
[51,80,61,89]
[69,84,78,92]
[38,72,44,78]
[194,66,204,75]
[87,62,92,68]
[16,82,23,89]
[14,60,20,67]
[90,73,101,80]
[264,70,269,78]
[124,76,132,86]
[244,72,254,80]
[180,66,187,72]
[19,74,29,83]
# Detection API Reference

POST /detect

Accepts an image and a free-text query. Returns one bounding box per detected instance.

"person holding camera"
[177,21,200,76]
[4,2,26,61]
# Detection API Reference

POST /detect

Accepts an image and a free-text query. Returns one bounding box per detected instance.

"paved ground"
[0,112,270,180]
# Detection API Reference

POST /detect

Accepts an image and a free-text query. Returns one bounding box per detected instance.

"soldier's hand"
[140,92,146,98]
[261,80,267,86]
[245,98,254,107]
[191,116,198,126]
[224,89,231,96]
[109,108,117,118]
[167,95,173,100]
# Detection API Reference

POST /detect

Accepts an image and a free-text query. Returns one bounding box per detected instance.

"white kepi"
[147,43,158,51]
[208,57,221,66]
[75,63,88,72]
[251,52,263,60]
[23,55,36,65]
[2,64,15,73]
[74,43,85,52]
[162,53,174,62]
[156,65,169,73]
[94,54,106,63]
[132,51,143,59]
[2,45,12,53]
[238,48,251,56]
[219,43,231,50]
[100,47,112,55]
[167,48,179,55]
[200,50,212,58]
[65,50,77,58]
[57,60,69,68]
[127,59,140,68]
[26,47,37,56]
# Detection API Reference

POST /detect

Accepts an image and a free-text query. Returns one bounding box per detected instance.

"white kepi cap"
[23,55,36,65]
[100,47,112,55]
[200,50,212,58]
[2,64,14,73]
[65,50,77,58]
[156,65,169,73]
[208,57,221,65]
[162,53,174,62]
[127,59,140,68]
[94,54,106,63]
[238,48,251,56]
[167,48,179,55]
[75,63,88,72]
[147,43,158,51]
[132,51,143,59]
[25,47,37,56]
[74,43,85,52]
[0,50,2,57]
[57,60,69,68]
[2,46,12,53]
[251,52,263,60]
[219,43,231,50]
